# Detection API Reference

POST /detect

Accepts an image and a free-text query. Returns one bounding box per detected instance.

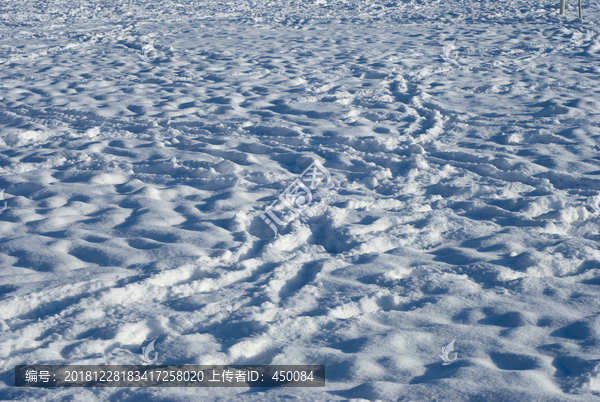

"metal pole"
[560,0,565,15]
[579,0,582,19]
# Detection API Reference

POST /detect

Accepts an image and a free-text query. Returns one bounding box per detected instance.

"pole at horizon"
[578,0,582,19]
[560,0,565,15]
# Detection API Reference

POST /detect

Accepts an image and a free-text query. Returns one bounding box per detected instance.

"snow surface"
[2,0,600,400]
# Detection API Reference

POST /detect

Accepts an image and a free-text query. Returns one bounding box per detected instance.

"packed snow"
[2,0,600,400]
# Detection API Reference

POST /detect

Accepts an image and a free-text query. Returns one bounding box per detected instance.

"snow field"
[2,0,600,400]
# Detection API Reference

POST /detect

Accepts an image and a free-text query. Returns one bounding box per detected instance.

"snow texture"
[2,0,600,400]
